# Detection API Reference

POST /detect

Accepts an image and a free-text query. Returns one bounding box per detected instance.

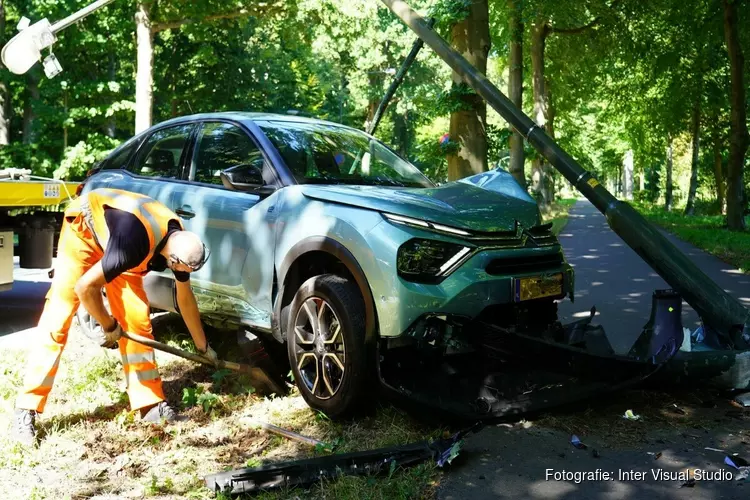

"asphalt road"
[438,200,750,499]
[556,200,750,355]
[0,257,51,340]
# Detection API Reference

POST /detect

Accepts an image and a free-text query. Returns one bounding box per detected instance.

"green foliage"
[54,135,120,180]
[147,474,175,496]
[635,201,750,273]
[430,0,472,34]
[0,143,55,177]
[181,385,220,413]
[435,83,477,115]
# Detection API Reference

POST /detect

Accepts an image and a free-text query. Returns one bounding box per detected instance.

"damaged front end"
[377,288,750,423]
[376,297,666,423]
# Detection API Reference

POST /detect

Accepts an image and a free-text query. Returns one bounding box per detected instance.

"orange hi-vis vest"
[72,188,183,275]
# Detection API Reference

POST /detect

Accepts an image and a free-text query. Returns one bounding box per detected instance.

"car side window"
[192,122,267,186]
[130,124,193,179]
[102,139,139,170]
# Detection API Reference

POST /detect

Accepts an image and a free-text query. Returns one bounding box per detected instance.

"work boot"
[140,401,187,423]
[11,409,37,446]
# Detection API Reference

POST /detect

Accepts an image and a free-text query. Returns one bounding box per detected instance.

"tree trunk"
[713,138,726,215]
[723,0,749,230]
[447,0,490,181]
[393,111,409,155]
[684,94,702,216]
[665,135,674,211]
[364,72,380,131]
[508,0,526,188]
[106,52,117,138]
[63,90,69,150]
[530,19,552,212]
[22,71,40,145]
[135,2,154,134]
[623,150,634,200]
[0,0,10,146]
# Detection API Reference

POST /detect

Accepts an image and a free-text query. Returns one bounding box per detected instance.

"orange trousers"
[16,211,166,413]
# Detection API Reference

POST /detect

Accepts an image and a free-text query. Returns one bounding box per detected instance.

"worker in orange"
[11,187,217,446]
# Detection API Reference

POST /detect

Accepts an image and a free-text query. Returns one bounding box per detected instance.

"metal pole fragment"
[367,17,436,136]
[379,0,750,346]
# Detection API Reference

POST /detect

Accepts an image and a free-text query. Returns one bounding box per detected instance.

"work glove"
[199,344,220,368]
[84,319,122,350]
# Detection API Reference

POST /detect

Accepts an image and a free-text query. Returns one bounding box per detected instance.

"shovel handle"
[119,331,288,396]
[120,331,245,373]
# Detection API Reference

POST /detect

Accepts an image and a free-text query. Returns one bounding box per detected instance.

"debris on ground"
[724,456,750,481]
[669,404,687,415]
[681,478,696,488]
[623,409,641,421]
[570,435,587,449]
[705,447,727,453]
[204,425,481,496]
[735,392,750,407]
[241,417,325,448]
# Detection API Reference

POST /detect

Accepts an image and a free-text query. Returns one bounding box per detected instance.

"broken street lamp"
[1,0,117,78]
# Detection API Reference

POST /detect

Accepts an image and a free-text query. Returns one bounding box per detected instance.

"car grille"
[485,252,564,275]
[463,225,558,249]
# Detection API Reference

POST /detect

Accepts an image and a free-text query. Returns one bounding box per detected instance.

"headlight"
[397,239,472,283]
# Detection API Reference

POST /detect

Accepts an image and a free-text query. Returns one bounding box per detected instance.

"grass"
[633,202,750,272]
[0,316,443,500]
[543,198,578,236]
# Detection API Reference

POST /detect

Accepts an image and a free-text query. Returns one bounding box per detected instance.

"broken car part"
[242,418,325,448]
[204,424,480,496]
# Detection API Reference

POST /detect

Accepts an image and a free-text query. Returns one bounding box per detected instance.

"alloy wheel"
[293,297,346,400]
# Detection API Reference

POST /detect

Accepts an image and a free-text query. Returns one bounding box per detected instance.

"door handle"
[175,205,195,219]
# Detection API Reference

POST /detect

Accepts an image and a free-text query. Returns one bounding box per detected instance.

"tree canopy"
[0,0,748,225]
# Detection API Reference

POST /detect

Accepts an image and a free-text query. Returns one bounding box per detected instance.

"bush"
[54,134,120,181]
[0,143,55,177]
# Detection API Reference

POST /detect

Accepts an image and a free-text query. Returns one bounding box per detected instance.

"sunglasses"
[169,243,211,272]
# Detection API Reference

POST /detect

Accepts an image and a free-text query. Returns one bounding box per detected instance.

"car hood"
[299,169,541,232]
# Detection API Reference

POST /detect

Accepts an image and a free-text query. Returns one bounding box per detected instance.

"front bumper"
[364,218,575,338]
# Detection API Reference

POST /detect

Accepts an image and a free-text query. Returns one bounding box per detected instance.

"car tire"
[286,274,369,418]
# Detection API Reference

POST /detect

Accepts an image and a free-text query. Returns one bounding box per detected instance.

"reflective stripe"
[110,194,166,244]
[128,369,160,382]
[80,195,107,249]
[121,351,156,366]
[83,192,168,251]
[40,373,57,388]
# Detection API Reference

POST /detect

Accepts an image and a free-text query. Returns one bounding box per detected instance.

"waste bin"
[18,213,55,269]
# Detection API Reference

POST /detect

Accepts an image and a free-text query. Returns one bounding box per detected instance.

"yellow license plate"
[514,273,563,302]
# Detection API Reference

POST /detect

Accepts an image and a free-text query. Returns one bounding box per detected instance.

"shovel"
[120,330,288,397]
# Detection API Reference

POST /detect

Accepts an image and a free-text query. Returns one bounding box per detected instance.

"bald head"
[163,231,208,271]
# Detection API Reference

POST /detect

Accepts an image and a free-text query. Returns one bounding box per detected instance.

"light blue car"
[79,112,574,417]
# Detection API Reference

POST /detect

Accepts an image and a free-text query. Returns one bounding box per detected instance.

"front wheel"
[286,274,369,418]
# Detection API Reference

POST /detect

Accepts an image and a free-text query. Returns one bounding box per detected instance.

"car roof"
[151,112,365,134]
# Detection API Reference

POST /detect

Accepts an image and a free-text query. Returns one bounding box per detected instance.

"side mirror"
[220,164,276,196]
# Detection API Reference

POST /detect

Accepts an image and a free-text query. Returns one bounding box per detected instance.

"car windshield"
[257,120,434,188]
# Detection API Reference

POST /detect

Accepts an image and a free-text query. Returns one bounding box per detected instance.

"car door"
[171,120,281,330]
[86,123,195,211]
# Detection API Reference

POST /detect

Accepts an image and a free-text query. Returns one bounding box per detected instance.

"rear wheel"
[286,274,368,418]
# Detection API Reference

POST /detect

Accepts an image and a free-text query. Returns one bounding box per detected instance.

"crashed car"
[78,112,576,418]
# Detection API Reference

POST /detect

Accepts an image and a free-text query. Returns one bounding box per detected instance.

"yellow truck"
[0,168,79,291]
